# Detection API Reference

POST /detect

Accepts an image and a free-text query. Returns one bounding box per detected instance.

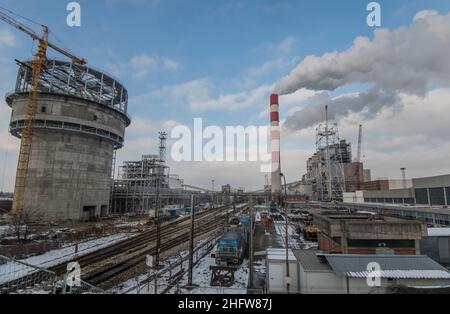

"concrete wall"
[421,236,450,264]
[413,175,450,189]
[266,259,299,293]
[362,188,414,199]
[9,93,128,139]
[299,269,450,294]
[7,93,128,221]
[389,179,413,189]
[23,129,113,220]
[299,264,344,294]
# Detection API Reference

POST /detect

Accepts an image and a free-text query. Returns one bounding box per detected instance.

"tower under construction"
[6,60,130,221]
[313,106,349,201]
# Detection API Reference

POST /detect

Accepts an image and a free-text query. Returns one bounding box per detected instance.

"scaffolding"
[315,107,349,201]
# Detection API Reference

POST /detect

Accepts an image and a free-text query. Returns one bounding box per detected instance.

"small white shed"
[266,248,299,293]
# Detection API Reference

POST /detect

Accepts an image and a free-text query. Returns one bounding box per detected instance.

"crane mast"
[355,124,363,191]
[0,8,86,217]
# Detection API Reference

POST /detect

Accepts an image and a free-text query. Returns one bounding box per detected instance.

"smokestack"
[270,94,282,199]
[401,167,407,188]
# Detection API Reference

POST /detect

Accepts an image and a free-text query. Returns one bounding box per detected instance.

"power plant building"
[6,60,130,221]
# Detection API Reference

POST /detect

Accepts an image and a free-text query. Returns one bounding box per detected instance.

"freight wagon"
[215,228,247,266]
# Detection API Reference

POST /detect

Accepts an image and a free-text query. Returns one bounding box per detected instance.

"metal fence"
[58,278,108,294]
[0,255,57,294]
[0,255,107,294]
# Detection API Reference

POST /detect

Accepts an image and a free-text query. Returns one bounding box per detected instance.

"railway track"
[1,204,248,293]
[48,205,229,276]
[84,215,227,287]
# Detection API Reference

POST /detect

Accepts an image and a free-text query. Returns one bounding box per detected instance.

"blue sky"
[2,0,450,123]
[1,0,450,190]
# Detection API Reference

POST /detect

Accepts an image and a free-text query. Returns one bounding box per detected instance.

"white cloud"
[247,36,299,78]
[254,36,297,56]
[247,57,299,77]
[139,79,273,112]
[162,57,179,71]
[0,30,18,48]
[277,36,296,54]
[414,10,438,21]
[191,84,272,112]
[276,11,450,95]
[277,11,450,132]
[107,53,179,79]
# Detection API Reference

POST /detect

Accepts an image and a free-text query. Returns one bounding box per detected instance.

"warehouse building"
[421,228,450,265]
[344,174,450,207]
[295,251,450,294]
[311,210,426,255]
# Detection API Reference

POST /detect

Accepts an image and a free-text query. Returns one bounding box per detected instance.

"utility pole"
[233,193,236,215]
[211,179,215,208]
[188,194,195,287]
[249,195,254,290]
[155,176,161,267]
[280,173,290,293]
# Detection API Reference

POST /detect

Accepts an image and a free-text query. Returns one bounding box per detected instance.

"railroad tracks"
[53,204,245,289]
[1,204,247,293]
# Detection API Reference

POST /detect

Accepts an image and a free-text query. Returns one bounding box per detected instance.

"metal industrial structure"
[313,106,348,201]
[355,124,363,191]
[2,8,130,220]
[111,132,185,215]
[111,132,211,217]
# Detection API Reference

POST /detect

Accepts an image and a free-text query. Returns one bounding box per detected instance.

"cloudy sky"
[0,0,450,192]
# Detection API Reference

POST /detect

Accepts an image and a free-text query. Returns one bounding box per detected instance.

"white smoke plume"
[276,10,450,130]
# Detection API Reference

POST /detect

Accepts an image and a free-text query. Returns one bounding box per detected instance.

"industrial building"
[421,228,450,265]
[294,251,450,294]
[6,60,130,221]
[344,174,450,207]
[343,162,371,192]
[111,148,189,215]
[303,139,350,200]
[301,117,375,202]
[310,209,426,255]
[341,202,450,228]
[362,179,412,191]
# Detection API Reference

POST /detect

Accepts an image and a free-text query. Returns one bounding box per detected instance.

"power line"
[0,6,44,27]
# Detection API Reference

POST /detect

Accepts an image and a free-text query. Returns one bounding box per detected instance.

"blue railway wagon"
[215,228,247,265]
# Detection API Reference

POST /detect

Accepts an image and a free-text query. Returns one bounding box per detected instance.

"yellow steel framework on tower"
[0,7,86,217]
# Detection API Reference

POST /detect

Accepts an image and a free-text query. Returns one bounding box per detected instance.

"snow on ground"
[273,219,317,250]
[274,220,301,250]
[114,242,249,294]
[0,232,137,284]
[175,256,249,294]
[0,225,11,236]
[114,222,140,228]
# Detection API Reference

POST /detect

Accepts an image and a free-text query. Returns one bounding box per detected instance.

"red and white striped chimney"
[270,94,282,197]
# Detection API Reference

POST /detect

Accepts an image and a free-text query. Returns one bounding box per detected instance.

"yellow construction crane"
[0,7,86,218]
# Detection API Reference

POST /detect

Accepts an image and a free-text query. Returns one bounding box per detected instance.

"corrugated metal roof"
[324,254,450,279]
[267,248,297,261]
[346,270,450,279]
[293,250,331,272]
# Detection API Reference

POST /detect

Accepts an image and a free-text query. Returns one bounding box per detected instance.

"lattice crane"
[0,8,86,217]
[355,124,363,191]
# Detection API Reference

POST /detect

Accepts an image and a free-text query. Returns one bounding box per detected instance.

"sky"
[0,0,450,192]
